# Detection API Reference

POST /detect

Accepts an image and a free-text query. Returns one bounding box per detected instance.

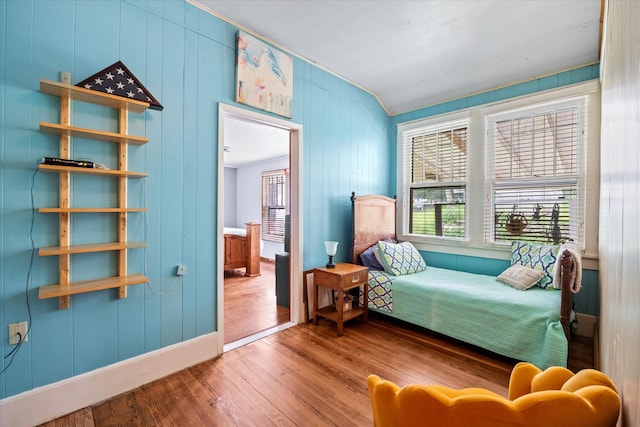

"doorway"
[217,104,302,353]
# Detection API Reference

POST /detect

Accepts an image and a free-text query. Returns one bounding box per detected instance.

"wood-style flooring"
[224,260,290,343]
[40,313,593,426]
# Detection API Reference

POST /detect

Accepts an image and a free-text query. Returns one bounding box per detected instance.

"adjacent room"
[222,113,291,344]
[1,0,638,425]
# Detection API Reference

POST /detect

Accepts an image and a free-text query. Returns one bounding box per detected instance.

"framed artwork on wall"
[236,30,293,118]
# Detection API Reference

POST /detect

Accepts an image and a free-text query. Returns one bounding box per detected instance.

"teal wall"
[390,64,601,317]
[0,0,390,399]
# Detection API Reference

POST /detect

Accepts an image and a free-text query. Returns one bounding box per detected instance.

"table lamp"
[324,241,339,268]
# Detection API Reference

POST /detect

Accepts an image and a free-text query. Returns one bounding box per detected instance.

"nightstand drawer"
[313,268,340,289]
[342,269,368,289]
[314,264,368,291]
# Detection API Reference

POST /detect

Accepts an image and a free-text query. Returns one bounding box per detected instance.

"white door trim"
[217,103,304,354]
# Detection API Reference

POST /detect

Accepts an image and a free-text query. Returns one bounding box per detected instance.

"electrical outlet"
[8,321,28,346]
[176,265,186,276]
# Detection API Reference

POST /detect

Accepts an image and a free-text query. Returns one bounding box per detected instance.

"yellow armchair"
[367,362,620,427]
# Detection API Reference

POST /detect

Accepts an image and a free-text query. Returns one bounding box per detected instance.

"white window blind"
[261,169,289,242]
[485,98,586,247]
[401,117,468,239]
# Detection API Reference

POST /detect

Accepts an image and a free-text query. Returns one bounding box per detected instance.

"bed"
[351,193,579,369]
[224,223,262,276]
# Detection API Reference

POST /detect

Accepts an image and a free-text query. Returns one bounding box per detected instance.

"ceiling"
[193,0,601,115]
[223,114,290,168]
[199,0,602,166]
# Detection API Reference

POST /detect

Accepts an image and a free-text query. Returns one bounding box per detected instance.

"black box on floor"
[275,252,290,308]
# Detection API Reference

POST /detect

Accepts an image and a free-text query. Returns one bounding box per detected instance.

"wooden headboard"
[351,192,397,264]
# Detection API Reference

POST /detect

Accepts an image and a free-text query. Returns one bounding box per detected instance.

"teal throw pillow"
[377,241,427,276]
[511,241,560,289]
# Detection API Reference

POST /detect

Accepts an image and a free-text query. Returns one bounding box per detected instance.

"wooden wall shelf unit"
[38,78,150,309]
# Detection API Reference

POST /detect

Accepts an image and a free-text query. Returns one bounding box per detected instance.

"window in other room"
[261,169,289,242]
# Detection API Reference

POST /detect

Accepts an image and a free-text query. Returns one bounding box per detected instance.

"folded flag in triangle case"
[75,61,163,111]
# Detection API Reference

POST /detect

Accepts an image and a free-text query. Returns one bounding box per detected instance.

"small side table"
[313,263,369,336]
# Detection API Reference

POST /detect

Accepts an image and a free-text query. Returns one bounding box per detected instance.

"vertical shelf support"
[118,107,129,299]
[59,83,71,309]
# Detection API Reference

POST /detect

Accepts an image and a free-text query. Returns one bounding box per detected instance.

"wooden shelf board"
[38,274,148,299]
[40,122,149,145]
[316,306,366,323]
[40,79,149,113]
[39,207,148,213]
[39,163,148,178]
[39,241,147,256]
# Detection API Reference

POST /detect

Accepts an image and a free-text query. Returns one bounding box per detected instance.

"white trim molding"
[0,332,220,427]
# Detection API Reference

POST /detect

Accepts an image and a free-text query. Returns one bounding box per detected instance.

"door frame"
[217,103,303,353]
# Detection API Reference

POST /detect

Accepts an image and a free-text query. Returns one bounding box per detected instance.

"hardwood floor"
[40,315,593,426]
[224,260,290,343]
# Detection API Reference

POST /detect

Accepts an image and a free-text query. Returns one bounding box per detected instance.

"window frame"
[261,168,289,243]
[396,81,600,265]
[398,112,470,242]
[485,97,586,247]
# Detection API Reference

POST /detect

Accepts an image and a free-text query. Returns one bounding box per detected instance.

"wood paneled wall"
[599,1,640,425]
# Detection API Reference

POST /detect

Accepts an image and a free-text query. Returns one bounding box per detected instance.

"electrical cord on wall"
[0,169,36,375]
[140,178,184,295]
[2,332,23,362]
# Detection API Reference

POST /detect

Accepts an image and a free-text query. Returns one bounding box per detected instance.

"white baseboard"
[575,313,597,337]
[0,331,219,427]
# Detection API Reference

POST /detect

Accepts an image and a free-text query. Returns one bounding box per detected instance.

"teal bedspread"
[368,266,567,369]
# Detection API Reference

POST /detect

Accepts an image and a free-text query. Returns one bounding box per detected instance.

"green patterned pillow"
[377,241,427,276]
[511,241,560,289]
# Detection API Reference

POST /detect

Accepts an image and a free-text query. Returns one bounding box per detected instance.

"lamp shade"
[324,241,339,256]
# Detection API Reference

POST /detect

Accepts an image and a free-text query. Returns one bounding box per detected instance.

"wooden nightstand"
[313,263,368,336]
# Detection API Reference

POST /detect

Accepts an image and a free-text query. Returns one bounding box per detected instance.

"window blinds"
[401,118,468,238]
[261,169,289,242]
[485,98,586,246]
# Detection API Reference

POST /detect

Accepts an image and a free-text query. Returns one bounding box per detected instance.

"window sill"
[402,236,599,270]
